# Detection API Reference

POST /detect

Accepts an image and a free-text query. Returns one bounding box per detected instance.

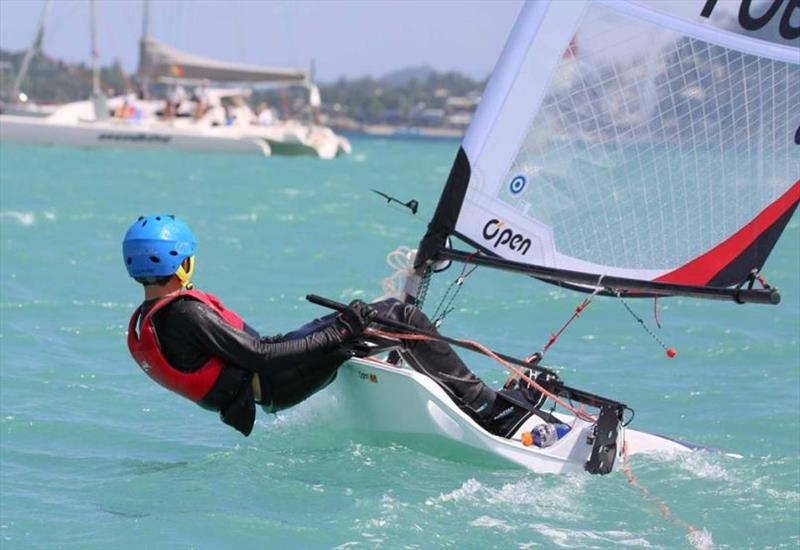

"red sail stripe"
[656,180,800,286]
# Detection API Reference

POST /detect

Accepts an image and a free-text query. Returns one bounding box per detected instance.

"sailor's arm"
[171,300,347,375]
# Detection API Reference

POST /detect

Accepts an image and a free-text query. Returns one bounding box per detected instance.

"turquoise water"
[0,140,798,549]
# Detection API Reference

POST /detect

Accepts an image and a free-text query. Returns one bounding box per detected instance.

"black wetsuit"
[144,297,532,437]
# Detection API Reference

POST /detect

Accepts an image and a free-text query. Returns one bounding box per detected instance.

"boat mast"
[90,0,100,96]
[402,146,472,306]
[89,0,108,119]
[138,0,150,98]
[11,0,51,102]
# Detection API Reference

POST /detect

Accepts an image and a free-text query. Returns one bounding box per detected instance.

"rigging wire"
[416,264,432,309]
[615,291,677,358]
[430,251,479,327]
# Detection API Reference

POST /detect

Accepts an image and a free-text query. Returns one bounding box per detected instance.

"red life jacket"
[127,289,245,408]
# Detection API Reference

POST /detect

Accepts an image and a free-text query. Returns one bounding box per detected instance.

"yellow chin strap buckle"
[176,255,195,289]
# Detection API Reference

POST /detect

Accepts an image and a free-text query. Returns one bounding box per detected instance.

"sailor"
[123,215,540,437]
[257,102,275,125]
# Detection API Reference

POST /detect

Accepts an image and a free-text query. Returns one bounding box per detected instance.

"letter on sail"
[417,0,799,296]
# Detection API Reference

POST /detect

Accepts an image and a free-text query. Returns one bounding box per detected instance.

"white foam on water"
[486,476,587,520]
[425,478,483,505]
[355,493,403,534]
[532,524,655,548]
[1,211,35,226]
[469,515,515,532]
[677,452,731,481]
[425,475,588,523]
[687,528,714,550]
[766,488,800,504]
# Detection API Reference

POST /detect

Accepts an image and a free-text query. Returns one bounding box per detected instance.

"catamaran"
[0,0,351,159]
[311,0,799,475]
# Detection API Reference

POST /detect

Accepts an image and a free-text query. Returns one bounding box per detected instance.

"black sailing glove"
[334,300,377,341]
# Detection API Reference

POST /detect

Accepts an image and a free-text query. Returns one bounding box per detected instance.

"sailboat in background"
[0,0,58,117]
[135,31,351,158]
[312,0,799,475]
[0,0,350,159]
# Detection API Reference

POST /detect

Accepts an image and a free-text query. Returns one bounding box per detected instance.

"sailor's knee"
[402,304,435,331]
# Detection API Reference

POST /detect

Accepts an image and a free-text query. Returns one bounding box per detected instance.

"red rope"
[621,440,704,543]
[542,298,592,354]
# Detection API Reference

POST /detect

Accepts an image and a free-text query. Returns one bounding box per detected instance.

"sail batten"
[421,0,798,300]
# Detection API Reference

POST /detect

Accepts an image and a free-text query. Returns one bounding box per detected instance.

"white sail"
[426,0,799,289]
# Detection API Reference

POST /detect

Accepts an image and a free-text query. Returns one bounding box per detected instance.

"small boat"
[330,356,696,475]
[313,0,798,475]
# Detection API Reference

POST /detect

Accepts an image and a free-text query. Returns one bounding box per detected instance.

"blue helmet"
[122,215,197,279]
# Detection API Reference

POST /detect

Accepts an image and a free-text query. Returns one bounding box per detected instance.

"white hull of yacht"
[209,120,351,159]
[0,102,59,118]
[328,357,696,475]
[0,114,272,156]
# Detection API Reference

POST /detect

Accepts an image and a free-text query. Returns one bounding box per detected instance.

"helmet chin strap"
[175,256,195,290]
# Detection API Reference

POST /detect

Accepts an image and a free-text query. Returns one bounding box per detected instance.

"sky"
[0,0,524,82]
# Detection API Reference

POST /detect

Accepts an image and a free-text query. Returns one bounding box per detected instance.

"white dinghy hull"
[327,357,694,475]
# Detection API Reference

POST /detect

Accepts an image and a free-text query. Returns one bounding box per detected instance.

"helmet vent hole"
[156,216,161,221]
[127,257,132,265]
[169,250,178,256]
[141,220,147,226]
[149,256,160,263]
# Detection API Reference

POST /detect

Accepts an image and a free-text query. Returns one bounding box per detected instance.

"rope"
[653,297,662,329]
[616,291,676,358]
[535,275,605,360]
[377,246,417,301]
[621,440,709,547]
[365,328,596,423]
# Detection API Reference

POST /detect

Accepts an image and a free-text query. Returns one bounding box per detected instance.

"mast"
[11,0,51,102]
[139,0,150,98]
[90,0,100,96]
[89,0,108,119]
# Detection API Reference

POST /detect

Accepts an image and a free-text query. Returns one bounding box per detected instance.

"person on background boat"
[123,215,541,437]
[257,102,275,125]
